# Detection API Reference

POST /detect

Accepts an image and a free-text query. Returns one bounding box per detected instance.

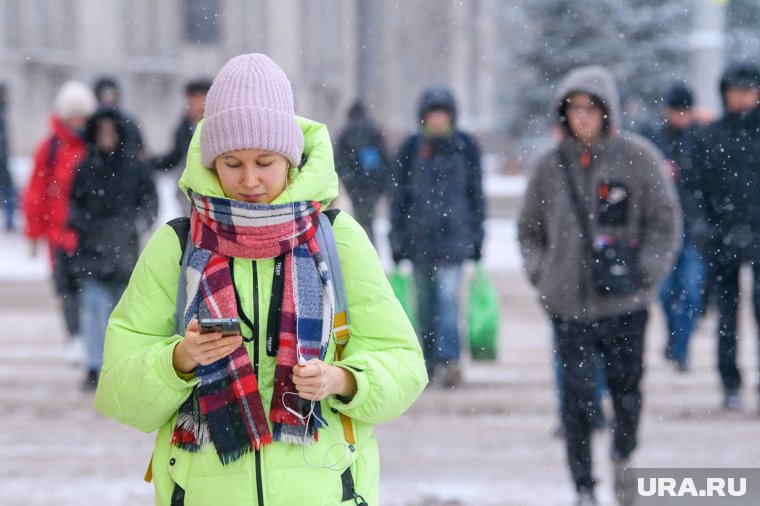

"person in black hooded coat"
[69,107,157,388]
[691,63,760,410]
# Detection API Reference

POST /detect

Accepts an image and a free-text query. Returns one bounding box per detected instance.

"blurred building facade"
[0,0,735,158]
[0,0,522,157]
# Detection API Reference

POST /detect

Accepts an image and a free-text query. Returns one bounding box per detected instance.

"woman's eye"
[226,161,242,168]
[257,161,273,168]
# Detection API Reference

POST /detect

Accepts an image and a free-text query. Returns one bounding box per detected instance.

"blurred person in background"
[335,100,390,244]
[0,82,15,232]
[93,75,146,159]
[647,83,705,373]
[389,86,485,389]
[691,63,760,411]
[69,107,157,389]
[22,80,97,346]
[518,66,680,506]
[151,78,212,216]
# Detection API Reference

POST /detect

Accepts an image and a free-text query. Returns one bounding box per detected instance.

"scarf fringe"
[274,431,314,446]
[272,424,320,445]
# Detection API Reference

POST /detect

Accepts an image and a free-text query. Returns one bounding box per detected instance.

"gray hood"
[555,65,621,135]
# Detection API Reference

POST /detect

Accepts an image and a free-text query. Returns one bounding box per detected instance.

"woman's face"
[565,93,604,144]
[96,117,119,154]
[214,149,290,204]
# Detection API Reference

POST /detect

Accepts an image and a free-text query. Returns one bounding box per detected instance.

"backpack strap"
[168,217,192,335]
[317,211,350,346]
[317,210,365,504]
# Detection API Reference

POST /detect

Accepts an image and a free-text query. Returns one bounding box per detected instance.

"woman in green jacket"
[95,53,427,506]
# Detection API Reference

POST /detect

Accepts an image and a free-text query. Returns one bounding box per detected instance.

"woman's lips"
[238,193,265,202]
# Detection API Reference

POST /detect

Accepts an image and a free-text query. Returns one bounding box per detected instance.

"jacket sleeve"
[94,224,198,433]
[67,157,88,234]
[327,212,427,424]
[334,129,355,187]
[151,119,189,171]
[22,142,51,240]
[517,156,549,286]
[464,134,486,255]
[388,137,414,260]
[136,159,158,230]
[685,127,716,249]
[636,146,683,287]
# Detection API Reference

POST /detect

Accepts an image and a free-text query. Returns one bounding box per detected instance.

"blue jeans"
[414,264,463,367]
[81,279,124,372]
[0,182,16,231]
[658,239,705,365]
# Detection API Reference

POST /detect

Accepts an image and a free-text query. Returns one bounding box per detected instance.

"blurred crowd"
[3,60,760,506]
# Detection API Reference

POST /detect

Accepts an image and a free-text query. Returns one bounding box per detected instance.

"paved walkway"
[1,235,759,505]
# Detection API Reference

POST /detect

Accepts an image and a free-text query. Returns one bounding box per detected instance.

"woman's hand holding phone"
[172,319,243,374]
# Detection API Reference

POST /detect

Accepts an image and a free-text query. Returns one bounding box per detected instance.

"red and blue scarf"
[171,192,334,464]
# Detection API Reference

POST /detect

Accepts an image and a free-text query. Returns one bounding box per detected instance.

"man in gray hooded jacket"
[519,66,681,505]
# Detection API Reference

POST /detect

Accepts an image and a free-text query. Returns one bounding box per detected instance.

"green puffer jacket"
[94,117,428,505]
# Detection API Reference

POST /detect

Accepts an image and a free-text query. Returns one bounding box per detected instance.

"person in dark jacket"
[69,107,157,388]
[335,100,389,244]
[691,63,760,411]
[151,79,211,215]
[648,84,705,372]
[389,86,485,388]
[93,76,146,159]
[518,66,681,506]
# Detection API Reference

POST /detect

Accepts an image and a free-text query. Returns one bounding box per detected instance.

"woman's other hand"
[292,358,357,401]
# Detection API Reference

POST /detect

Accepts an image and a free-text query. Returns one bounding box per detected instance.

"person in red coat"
[22,80,97,342]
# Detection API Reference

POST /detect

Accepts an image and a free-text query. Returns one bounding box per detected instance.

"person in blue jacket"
[389,86,486,388]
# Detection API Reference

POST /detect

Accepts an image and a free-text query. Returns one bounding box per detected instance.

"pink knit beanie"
[200,53,304,168]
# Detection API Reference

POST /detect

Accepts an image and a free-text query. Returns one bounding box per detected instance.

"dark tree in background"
[615,0,692,130]
[512,0,691,140]
[726,0,760,63]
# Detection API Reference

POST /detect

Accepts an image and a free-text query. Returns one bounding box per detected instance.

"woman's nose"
[239,166,259,187]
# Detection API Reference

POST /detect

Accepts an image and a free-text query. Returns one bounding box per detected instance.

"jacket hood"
[555,65,621,135]
[719,63,760,110]
[83,107,128,150]
[179,116,339,207]
[418,86,457,124]
[720,63,760,94]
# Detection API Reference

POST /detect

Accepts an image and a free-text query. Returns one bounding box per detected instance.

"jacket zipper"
[251,261,265,506]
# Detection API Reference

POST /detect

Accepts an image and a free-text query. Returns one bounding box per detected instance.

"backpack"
[357,145,382,174]
[166,209,366,505]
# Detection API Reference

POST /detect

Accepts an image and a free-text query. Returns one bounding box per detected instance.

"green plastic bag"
[467,264,499,360]
[389,268,417,330]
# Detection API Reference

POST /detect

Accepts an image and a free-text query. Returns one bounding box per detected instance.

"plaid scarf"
[171,192,333,464]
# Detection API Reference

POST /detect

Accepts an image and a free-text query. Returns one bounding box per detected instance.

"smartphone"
[199,318,241,336]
